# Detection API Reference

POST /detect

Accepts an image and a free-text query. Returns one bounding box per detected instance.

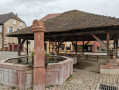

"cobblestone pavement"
[0,69,119,90]
[0,51,119,90]
[46,69,119,90]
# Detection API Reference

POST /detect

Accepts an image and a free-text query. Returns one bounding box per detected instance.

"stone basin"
[0,56,74,89]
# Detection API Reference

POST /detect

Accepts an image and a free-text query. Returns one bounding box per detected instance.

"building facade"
[0,12,27,51]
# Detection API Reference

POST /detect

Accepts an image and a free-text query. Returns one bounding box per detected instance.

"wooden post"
[106,33,110,67]
[26,39,29,63]
[26,39,28,55]
[49,42,50,53]
[18,37,21,56]
[83,40,84,54]
[116,37,118,56]
[52,43,54,53]
[32,20,45,90]
[57,41,59,54]
[76,40,77,54]
[114,38,116,49]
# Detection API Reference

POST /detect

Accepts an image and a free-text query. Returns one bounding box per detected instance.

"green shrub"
[30,51,34,58]
[45,52,50,57]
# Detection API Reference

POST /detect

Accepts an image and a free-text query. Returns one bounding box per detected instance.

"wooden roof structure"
[7,10,119,41]
[7,10,119,66]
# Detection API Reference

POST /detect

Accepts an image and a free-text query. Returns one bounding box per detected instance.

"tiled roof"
[0,12,24,24]
[7,10,119,37]
[77,41,88,45]
[44,10,119,32]
[41,13,60,21]
[77,41,102,47]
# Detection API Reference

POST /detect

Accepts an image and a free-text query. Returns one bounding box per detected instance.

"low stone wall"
[72,57,77,64]
[100,65,119,74]
[0,60,33,90]
[0,56,74,89]
[46,57,73,87]
[58,54,77,64]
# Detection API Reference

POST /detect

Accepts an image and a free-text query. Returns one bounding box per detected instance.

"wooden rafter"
[18,39,26,48]
[90,33,106,47]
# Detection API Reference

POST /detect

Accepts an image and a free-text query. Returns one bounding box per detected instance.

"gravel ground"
[0,51,26,60]
[74,59,107,73]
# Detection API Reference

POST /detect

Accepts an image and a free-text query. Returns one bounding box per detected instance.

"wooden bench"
[78,54,102,62]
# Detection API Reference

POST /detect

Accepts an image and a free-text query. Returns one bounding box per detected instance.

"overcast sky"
[0,0,119,26]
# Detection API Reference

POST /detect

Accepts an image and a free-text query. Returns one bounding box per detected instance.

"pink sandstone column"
[32,20,46,90]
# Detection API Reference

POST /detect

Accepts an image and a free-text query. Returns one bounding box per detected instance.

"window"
[66,45,71,50]
[13,19,16,25]
[8,27,13,33]
[13,28,17,32]
[20,22,22,26]
[0,26,2,32]
[66,42,71,50]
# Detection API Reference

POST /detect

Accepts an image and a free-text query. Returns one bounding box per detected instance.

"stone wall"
[0,61,33,90]
[46,57,74,87]
[100,65,119,75]
[0,56,74,89]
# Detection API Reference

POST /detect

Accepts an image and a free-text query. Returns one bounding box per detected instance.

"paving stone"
[0,69,118,90]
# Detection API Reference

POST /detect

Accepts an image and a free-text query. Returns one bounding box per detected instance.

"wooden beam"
[83,40,84,54]
[85,41,89,45]
[26,39,29,55]
[106,33,110,65]
[47,37,65,53]
[71,41,76,47]
[18,39,26,48]
[76,40,77,54]
[57,38,65,48]
[114,38,116,49]
[116,37,118,56]
[26,39,29,63]
[49,42,50,53]
[18,37,21,56]
[90,34,106,47]
[57,41,59,54]
[45,31,106,38]
[45,38,55,49]
[53,37,65,55]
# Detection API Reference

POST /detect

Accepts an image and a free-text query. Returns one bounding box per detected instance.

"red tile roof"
[77,41,88,45]
[40,13,60,21]
[77,41,102,47]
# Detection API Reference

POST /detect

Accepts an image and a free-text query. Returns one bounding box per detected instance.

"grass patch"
[11,86,16,90]
[66,75,72,81]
